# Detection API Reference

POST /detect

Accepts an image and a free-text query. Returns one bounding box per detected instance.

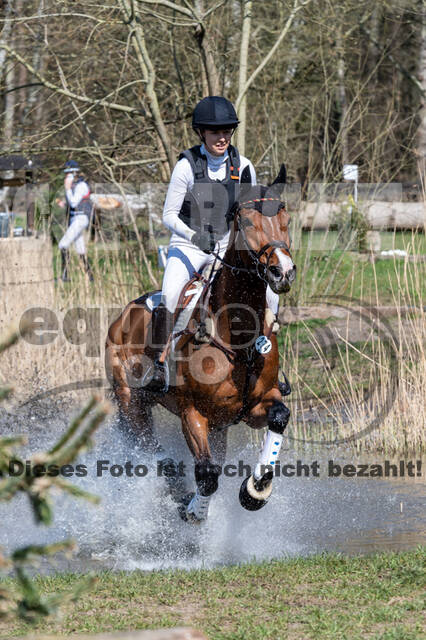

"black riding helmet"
[192,96,239,130]
[63,160,80,173]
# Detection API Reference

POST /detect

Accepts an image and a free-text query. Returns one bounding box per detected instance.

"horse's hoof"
[177,493,207,524]
[161,459,189,503]
[177,505,204,525]
[177,493,195,522]
[239,473,273,511]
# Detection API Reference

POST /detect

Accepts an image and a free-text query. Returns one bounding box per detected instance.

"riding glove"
[191,229,216,254]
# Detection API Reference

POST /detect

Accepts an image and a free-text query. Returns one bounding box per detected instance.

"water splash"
[0,403,425,573]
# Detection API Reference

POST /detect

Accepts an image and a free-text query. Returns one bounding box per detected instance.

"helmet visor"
[197,124,238,132]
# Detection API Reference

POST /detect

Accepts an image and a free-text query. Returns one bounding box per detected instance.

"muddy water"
[0,401,424,572]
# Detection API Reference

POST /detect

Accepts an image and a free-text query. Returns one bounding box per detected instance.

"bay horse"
[106,167,296,522]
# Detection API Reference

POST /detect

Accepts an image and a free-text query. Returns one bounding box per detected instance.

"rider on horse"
[147,96,280,393]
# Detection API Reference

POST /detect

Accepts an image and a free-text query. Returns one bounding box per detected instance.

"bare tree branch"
[135,0,194,18]
[0,43,148,115]
[0,13,114,24]
[360,23,426,98]
[236,0,313,112]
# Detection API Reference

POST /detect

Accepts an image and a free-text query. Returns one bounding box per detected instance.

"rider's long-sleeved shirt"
[65,180,90,211]
[162,144,256,242]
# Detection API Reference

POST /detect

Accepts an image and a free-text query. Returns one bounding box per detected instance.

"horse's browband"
[239,197,286,216]
[240,197,284,206]
[240,197,283,206]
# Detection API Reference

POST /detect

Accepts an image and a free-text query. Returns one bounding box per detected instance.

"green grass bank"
[1,548,425,639]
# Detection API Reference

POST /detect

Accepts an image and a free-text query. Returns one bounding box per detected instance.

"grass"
[0,548,425,639]
[296,230,426,254]
[286,248,425,307]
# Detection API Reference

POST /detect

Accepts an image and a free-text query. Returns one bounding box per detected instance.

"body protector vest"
[178,145,241,241]
[66,177,92,224]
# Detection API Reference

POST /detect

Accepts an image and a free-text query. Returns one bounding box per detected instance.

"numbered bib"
[255,335,272,355]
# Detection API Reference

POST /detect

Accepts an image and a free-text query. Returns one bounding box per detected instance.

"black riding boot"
[145,303,174,393]
[61,249,70,282]
[80,255,94,281]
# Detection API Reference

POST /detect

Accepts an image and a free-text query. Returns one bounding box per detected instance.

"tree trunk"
[418,3,426,175]
[368,5,381,86]
[236,0,312,111]
[336,28,349,169]
[16,0,27,142]
[29,0,46,128]
[1,1,15,149]
[236,0,252,155]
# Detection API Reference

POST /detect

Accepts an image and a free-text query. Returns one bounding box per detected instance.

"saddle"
[134,269,217,354]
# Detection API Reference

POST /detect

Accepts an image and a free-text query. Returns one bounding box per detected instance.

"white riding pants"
[58,214,89,255]
[162,233,279,315]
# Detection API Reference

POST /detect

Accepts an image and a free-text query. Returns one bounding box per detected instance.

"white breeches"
[58,214,89,254]
[162,232,279,315]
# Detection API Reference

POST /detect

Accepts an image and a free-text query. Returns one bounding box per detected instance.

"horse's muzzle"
[267,264,296,293]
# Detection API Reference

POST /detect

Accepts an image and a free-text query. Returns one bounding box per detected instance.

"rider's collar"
[200,144,229,167]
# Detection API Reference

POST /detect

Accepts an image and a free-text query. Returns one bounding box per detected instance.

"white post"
[343,164,359,203]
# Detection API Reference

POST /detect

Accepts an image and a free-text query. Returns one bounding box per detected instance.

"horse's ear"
[268,163,287,196]
[240,165,252,184]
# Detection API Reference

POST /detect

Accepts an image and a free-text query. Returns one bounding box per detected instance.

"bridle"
[211,197,292,285]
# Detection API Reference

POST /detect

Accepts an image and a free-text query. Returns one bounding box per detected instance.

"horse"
[105,167,296,522]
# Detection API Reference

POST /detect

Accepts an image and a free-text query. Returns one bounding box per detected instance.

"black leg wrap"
[278,371,292,397]
[194,460,221,497]
[268,401,290,435]
[61,249,70,281]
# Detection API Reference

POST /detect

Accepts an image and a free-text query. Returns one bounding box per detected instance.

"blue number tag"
[255,335,272,355]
